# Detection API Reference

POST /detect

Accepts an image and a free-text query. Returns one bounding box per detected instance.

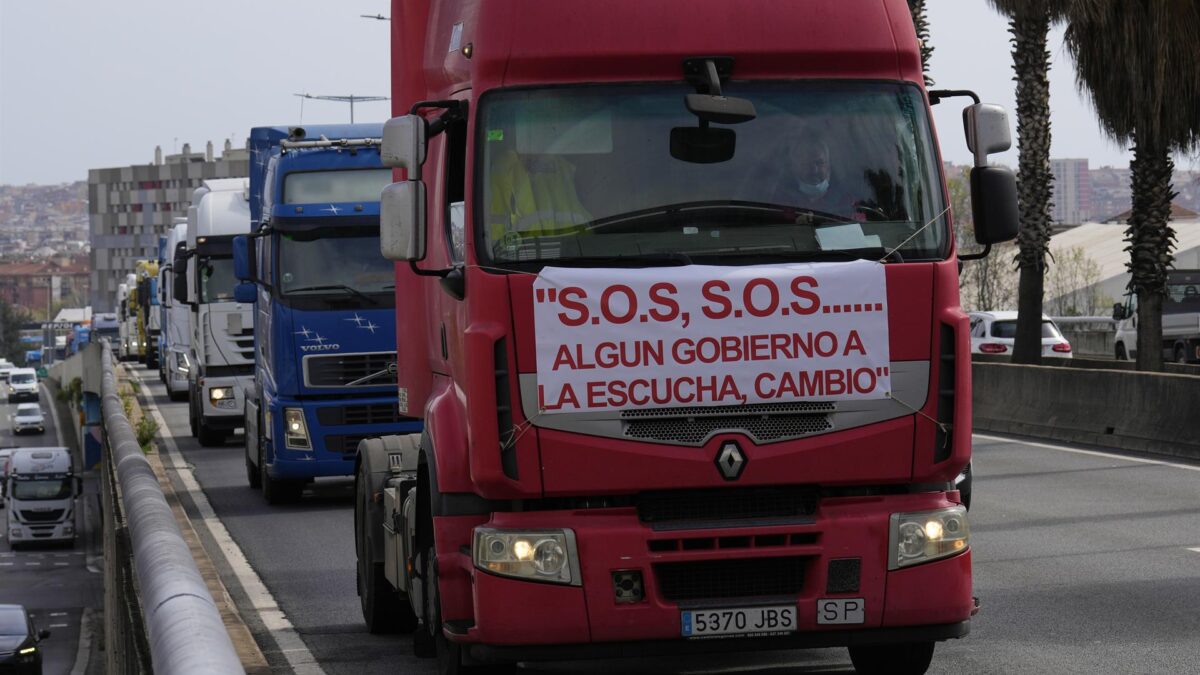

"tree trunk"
[1128,135,1176,372]
[1009,10,1055,364]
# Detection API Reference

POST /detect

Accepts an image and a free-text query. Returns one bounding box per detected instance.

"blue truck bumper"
[266,395,422,480]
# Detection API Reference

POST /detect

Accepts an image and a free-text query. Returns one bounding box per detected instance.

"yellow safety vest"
[489,150,592,247]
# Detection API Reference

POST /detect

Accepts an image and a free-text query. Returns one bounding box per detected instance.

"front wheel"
[260,445,302,505]
[196,417,226,447]
[355,463,417,633]
[848,642,935,675]
[1175,345,1188,364]
[1115,343,1128,361]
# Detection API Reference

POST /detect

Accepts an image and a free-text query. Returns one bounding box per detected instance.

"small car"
[10,405,44,436]
[968,311,1072,359]
[0,604,49,675]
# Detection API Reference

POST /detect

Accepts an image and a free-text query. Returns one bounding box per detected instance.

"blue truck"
[234,124,421,504]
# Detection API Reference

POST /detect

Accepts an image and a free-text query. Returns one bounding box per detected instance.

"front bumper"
[6,390,36,402]
[266,396,423,480]
[12,423,44,434]
[8,520,75,544]
[441,492,973,657]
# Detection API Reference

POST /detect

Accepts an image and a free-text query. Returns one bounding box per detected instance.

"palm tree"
[1065,0,1200,371]
[907,0,934,85]
[986,0,1071,364]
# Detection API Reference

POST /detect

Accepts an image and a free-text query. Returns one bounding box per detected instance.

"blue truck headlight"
[208,387,236,409]
[283,407,310,449]
[888,506,970,570]
[473,528,581,586]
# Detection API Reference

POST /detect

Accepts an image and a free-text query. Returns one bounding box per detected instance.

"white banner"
[533,260,890,414]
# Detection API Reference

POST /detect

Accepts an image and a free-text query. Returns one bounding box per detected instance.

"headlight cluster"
[888,506,969,570]
[283,408,310,449]
[473,528,580,586]
[208,387,236,409]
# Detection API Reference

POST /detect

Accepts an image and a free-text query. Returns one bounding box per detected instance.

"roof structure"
[1048,216,1200,302]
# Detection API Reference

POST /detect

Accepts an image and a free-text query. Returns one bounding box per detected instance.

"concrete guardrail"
[972,360,1200,458]
[99,343,245,674]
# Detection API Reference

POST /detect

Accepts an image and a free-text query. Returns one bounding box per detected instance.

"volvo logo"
[714,441,746,481]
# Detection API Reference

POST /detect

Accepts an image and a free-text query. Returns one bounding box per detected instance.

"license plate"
[817,598,866,625]
[681,605,796,638]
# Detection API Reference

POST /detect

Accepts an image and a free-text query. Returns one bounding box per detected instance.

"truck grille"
[621,402,834,445]
[654,556,807,602]
[305,352,397,388]
[316,404,412,426]
[21,509,65,523]
[637,487,818,527]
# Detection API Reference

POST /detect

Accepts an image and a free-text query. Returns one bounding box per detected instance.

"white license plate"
[817,598,866,625]
[681,605,796,638]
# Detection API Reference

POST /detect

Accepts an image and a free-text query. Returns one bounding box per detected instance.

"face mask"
[798,178,830,198]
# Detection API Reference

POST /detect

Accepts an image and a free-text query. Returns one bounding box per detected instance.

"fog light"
[612,570,644,604]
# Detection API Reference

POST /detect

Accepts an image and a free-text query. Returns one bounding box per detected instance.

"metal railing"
[99,343,245,674]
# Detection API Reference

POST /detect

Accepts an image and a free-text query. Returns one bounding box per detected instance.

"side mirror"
[1112,303,1127,321]
[232,236,255,282]
[380,182,426,261]
[38,629,50,640]
[382,115,427,178]
[963,103,1012,166]
[969,166,1019,244]
[234,283,257,304]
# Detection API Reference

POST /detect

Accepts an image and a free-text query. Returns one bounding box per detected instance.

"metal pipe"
[99,342,245,675]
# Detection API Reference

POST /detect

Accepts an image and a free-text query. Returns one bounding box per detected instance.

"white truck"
[160,220,191,400]
[1113,269,1200,363]
[6,368,38,403]
[4,447,80,548]
[181,179,255,446]
[118,273,139,360]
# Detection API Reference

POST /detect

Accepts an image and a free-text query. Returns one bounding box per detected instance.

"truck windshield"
[11,477,71,500]
[200,257,237,303]
[10,373,33,385]
[479,82,946,267]
[283,169,393,204]
[277,230,394,300]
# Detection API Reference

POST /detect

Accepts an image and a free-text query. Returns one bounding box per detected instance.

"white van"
[6,368,38,403]
[5,447,79,547]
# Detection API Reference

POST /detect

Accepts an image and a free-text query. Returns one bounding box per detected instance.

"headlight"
[473,528,580,585]
[283,407,310,449]
[209,387,236,409]
[888,506,969,570]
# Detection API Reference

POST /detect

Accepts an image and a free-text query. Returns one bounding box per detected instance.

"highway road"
[129,362,1200,674]
[0,382,102,675]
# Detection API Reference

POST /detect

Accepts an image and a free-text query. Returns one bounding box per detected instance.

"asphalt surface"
[0,383,102,675]
[130,362,1200,674]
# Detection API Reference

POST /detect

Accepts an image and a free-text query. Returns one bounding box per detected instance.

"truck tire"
[1175,345,1187,364]
[245,410,261,489]
[355,458,417,633]
[188,392,198,437]
[260,445,302,505]
[848,642,935,675]
[1116,343,1128,361]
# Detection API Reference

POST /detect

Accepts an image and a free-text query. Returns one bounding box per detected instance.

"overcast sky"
[0,0,1156,186]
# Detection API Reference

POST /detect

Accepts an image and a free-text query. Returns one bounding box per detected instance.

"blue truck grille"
[325,434,372,459]
[304,352,397,388]
[316,404,413,426]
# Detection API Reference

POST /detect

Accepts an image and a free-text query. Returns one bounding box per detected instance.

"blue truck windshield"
[479,82,946,265]
[201,257,238,303]
[278,232,394,299]
[283,169,393,204]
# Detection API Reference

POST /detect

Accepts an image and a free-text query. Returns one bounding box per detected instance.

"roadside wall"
[972,361,1200,458]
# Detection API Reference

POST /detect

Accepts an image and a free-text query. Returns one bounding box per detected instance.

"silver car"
[10,404,45,435]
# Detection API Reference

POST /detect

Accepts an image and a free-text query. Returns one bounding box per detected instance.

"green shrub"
[136,414,159,453]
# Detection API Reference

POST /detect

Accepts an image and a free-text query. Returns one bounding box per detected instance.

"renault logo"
[715,442,746,481]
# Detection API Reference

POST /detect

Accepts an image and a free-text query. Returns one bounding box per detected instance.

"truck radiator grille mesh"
[636,487,817,525]
[654,556,807,602]
[20,509,66,523]
[305,352,397,387]
[621,401,834,419]
[624,413,831,445]
[316,404,411,426]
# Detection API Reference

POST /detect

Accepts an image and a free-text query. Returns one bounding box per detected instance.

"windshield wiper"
[517,252,694,268]
[286,284,379,305]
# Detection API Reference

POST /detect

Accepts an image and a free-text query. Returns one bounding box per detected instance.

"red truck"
[354,1,1018,673]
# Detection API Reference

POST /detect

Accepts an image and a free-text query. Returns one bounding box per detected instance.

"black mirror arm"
[928,89,981,106]
[958,244,991,262]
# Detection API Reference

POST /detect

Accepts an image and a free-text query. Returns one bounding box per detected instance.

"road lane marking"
[54,562,69,566]
[69,607,93,675]
[49,623,69,628]
[974,433,1200,473]
[0,562,12,566]
[50,612,67,616]
[1187,547,1200,553]
[130,368,326,675]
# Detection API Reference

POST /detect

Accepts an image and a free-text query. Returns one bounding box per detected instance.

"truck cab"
[116,277,136,360]
[4,447,81,548]
[1113,269,1200,363]
[181,179,254,446]
[159,220,191,399]
[236,124,423,504]
[354,1,1019,673]
[133,259,161,368]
